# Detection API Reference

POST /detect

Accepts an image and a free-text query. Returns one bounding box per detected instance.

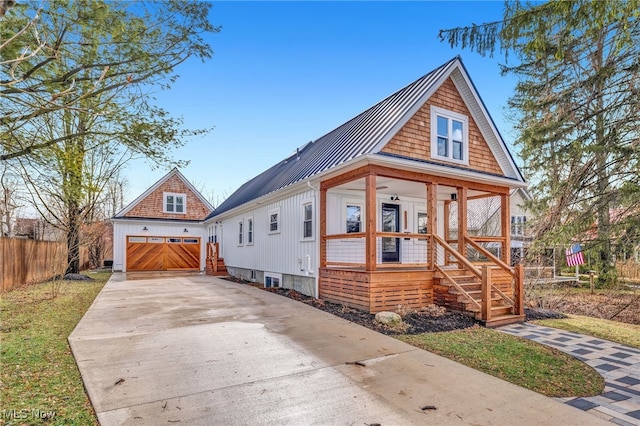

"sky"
[124,1,519,206]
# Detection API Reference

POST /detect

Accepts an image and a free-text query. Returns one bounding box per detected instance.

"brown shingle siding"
[382,78,503,175]
[124,175,212,220]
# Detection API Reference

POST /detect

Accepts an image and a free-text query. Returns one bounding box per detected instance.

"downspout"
[307,181,319,297]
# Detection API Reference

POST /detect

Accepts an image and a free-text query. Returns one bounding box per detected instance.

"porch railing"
[433,234,524,321]
[206,242,220,273]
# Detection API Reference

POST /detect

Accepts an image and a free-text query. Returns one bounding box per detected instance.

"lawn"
[534,314,640,349]
[0,271,110,425]
[399,326,605,397]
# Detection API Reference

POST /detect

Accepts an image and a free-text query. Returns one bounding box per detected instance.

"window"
[238,220,244,245]
[264,273,281,288]
[247,217,254,245]
[269,208,280,234]
[511,215,527,236]
[346,204,362,233]
[164,192,186,214]
[303,202,313,239]
[431,106,469,165]
[417,212,428,235]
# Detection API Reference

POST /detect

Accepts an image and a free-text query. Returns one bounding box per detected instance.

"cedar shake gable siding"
[381,77,503,175]
[124,175,211,220]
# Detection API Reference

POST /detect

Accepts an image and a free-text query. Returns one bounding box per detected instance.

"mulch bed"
[264,287,566,335]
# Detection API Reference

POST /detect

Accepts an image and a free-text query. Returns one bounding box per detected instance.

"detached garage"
[111,169,214,273]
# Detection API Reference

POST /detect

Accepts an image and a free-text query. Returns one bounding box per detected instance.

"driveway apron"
[69,273,609,425]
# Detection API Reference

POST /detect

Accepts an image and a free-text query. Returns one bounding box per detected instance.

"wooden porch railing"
[432,234,524,322]
[207,242,219,273]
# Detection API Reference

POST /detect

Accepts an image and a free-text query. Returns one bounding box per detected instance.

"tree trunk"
[66,203,81,275]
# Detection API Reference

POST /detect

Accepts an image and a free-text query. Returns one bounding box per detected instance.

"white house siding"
[213,189,319,296]
[112,220,207,272]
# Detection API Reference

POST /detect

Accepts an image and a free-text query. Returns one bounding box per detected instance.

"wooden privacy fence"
[1,238,67,292]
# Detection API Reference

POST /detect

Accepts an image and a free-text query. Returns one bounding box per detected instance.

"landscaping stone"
[375,311,402,326]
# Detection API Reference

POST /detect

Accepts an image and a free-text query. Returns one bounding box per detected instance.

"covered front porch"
[319,163,524,326]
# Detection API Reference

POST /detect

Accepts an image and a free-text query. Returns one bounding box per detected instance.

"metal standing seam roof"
[208,56,500,219]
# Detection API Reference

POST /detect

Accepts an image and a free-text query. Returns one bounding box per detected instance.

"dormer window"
[164,192,186,214]
[431,106,469,165]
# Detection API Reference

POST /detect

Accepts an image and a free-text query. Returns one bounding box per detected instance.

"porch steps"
[206,257,228,276]
[434,267,524,327]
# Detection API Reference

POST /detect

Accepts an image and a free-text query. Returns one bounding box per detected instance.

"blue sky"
[125,1,518,206]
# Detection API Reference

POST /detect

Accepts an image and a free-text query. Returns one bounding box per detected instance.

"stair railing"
[432,235,481,311]
[464,236,522,315]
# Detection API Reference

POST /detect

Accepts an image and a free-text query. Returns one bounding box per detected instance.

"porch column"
[427,182,437,268]
[501,193,511,265]
[457,187,468,257]
[365,172,377,271]
[320,186,327,268]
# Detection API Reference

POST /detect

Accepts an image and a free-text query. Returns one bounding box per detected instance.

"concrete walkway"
[69,273,608,425]
[500,323,640,425]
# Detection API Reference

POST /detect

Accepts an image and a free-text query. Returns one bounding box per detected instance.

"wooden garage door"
[126,236,200,271]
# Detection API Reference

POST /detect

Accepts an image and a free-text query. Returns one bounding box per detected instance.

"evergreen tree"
[440,1,640,285]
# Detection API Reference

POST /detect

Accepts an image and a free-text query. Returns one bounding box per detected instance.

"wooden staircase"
[432,235,525,328]
[205,242,228,277]
[434,265,524,327]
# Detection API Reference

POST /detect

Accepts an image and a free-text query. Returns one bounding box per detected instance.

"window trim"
[302,200,314,241]
[264,272,282,288]
[430,106,469,166]
[344,201,364,234]
[268,207,281,234]
[511,215,527,236]
[238,220,244,246]
[163,192,187,214]
[246,216,254,245]
[416,210,428,242]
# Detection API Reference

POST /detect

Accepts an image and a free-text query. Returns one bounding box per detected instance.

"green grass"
[534,315,640,349]
[0,271,110,425]
[399,326,604,397]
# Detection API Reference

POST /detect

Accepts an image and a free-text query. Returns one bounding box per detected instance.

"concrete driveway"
[69,273,607,425]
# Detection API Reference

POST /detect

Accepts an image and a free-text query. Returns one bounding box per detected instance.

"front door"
[382,203,400,263]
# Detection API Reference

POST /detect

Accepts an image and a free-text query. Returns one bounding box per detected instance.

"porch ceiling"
[333,177,488,200]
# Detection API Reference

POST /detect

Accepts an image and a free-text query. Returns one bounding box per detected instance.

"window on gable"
[346,204,362,233]
[164,192,186,214]
[247,217,254,245]
[238,220,244,245]
[303,202,313,239]
[269,208,280,234]
[431,106,469,165]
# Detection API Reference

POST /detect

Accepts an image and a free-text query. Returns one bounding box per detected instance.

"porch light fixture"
[450,193,457,201]
[183,228,189,233]
[391,194,400,201]
[142,226,148,231]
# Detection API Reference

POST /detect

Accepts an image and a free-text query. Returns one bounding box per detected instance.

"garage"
[126,236,201,271]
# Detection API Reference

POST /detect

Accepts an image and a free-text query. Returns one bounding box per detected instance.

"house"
[111,169,214,272]
[113,57,528,326]
[204,56,528,326]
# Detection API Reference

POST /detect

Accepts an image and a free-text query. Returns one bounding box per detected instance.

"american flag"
[566,244,585,266]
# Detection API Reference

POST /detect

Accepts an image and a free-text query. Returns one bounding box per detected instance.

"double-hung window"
[346,204,362,233]
[164,192,186,214]
[511,215,527,236]
[247,217,254,244]
[431,106,469,165]
[303,202,313,239]
[238,220,244,245]
[269,207,280,234]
